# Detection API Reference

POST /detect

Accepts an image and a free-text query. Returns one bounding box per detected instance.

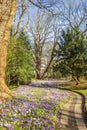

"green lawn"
[60,81,87,111]
[74,90,87,96]
[74,89,87,111]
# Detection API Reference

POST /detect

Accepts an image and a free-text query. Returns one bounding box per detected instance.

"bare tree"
[11,0,59,36]
[41,24,59,78]
[60,0,87,31]
[10,0,29,36]
[28,10,59,79]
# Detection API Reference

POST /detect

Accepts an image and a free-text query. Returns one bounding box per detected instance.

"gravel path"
[60,91,87,130]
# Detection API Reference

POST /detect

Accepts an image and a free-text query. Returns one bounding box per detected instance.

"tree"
[28,10,58,79]
[0,0,58,97]
[6,30,34,86]
[54,27,87,85]
[60,0,87,32]
[0,0,16,96]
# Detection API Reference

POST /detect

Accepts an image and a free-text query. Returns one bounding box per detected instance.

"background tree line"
[5,0,87,86]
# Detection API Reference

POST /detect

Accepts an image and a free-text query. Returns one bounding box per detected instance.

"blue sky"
[14,0,87,33]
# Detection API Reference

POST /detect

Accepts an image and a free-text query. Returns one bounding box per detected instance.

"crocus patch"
[0,85,69,130]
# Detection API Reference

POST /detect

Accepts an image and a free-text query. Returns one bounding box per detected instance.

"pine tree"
[6,30,34,86]
[54,27,87,85]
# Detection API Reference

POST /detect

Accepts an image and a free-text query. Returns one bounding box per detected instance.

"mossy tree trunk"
[0,0,16,96]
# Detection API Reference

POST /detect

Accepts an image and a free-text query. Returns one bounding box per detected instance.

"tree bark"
[34,46,42,79]
[41,40,57,79]
[0,0,16,96]
[72,74,79,85]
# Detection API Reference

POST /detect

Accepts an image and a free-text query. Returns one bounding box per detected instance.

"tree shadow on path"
[58,87,87,128]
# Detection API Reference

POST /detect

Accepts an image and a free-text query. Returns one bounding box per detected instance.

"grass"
[74,90,87,96]
[8,85,18,90]
[0,85,69,130]
[8,81,87,112]
[73,90,87,111]
[59,79,87,111]
[60,79,87,89]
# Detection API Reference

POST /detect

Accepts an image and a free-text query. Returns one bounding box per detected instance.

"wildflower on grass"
[5,124,13,130]
[20,123,25,127]
[34,120,41,125]
[43,118,49,123]
[50,127,54,130]
[25,119,32,123]
[0,85,69,129]
[5,124,12,127]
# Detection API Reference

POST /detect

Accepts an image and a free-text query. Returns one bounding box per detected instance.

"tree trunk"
[72,75,79,85]
[0,0,16,96]
[34,43,42,79]
[35,58,41,79]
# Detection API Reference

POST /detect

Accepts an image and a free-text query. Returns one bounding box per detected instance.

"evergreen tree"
[6,31,34,86]
[54,27,87,85]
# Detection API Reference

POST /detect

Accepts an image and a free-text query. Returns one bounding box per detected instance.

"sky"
[13,0,87,34]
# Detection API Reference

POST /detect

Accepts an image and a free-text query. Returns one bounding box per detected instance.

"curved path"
[13,80,87,130]
[30,79,87,129]
[60,91,87,130]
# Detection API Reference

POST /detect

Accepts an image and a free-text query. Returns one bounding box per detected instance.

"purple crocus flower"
[25,119,32,123]
[43,118,49,123]
[8,128,13,130]
[34,120,41,125]
[20,124,25,127]
[50,127,54,130]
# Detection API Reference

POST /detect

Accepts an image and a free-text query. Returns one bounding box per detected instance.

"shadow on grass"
[29,81,87,126]
[29,82,59,89]
[58,86,87,126]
